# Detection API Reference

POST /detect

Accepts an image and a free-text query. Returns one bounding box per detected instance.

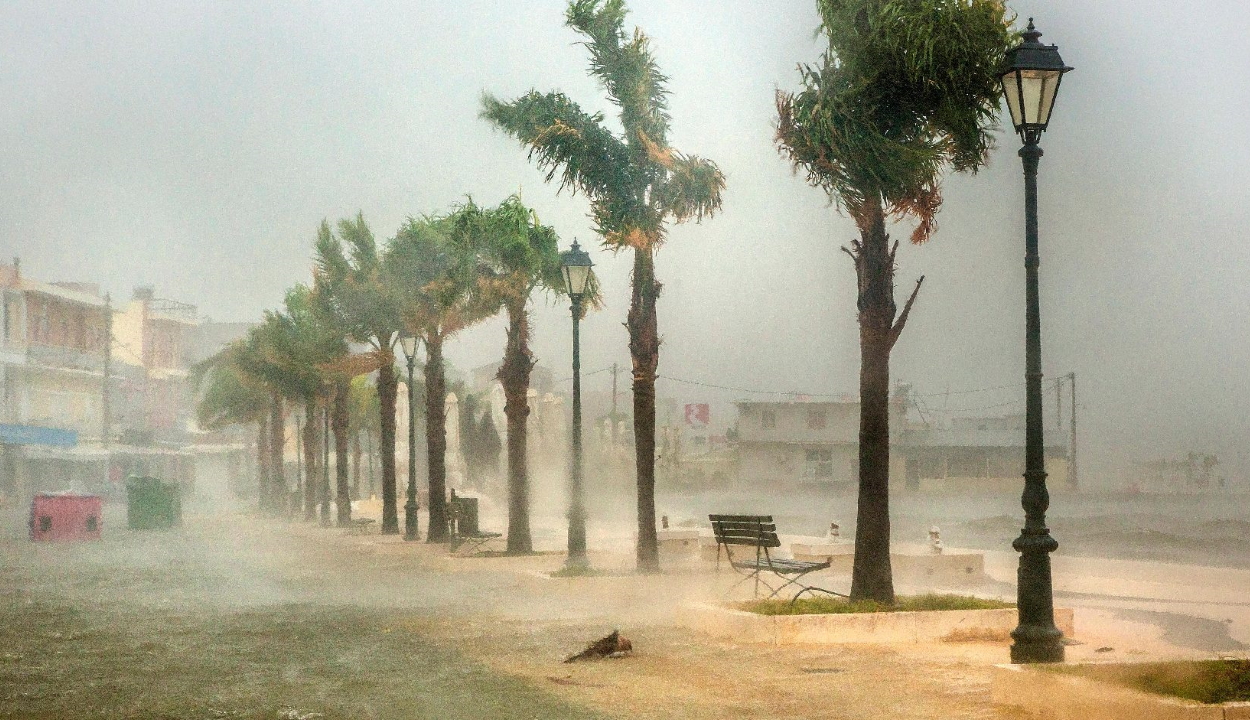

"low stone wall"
[788,547,985,585]
[682,603,1075,646]
[990,663,1250,720]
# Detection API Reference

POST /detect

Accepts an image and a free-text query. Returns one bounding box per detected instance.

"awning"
[0,424,77,447]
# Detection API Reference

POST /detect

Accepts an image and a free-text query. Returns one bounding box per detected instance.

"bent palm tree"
[464,195,564,554]
[776,0,1014,602]
[314,214,405,534]
[482,0,724,571]
[386,209,493,542]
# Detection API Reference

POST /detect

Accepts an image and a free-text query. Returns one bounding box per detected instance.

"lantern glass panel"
[1002,72,1024,128]
[400,336,417,358]
[563,264,591,296]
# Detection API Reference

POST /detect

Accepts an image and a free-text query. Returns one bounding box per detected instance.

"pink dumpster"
[29,493,103,541]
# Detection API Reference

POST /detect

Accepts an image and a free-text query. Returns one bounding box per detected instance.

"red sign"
[684,403,710,427]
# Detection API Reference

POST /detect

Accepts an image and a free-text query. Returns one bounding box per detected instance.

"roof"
[23,279,108,308]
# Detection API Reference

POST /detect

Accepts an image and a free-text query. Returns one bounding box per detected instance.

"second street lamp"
[561,240,594,570]
[400,334,420,542]
[1000,18,1072,665]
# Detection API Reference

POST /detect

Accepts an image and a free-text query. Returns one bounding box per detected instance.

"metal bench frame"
[709,514,846,602]
[447,495,501,555]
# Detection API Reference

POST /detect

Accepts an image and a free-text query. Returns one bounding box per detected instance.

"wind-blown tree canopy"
[386,208,493,543]
[462,195,564,554]
[314,213,405,534]
[481,0,725,572]
[776,0,1014,603]
[192,339,273,507]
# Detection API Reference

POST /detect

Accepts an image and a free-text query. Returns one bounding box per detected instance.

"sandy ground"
[1,502,1246,719]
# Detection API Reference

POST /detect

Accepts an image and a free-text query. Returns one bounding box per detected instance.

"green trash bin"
[126,476,182,530]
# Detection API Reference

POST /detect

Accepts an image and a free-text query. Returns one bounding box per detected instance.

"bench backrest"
[709,514,780,548]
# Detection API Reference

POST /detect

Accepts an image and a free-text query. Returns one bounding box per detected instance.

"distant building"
[111,286,201,444]
[734,398,906,491]
[734,391,1070,493]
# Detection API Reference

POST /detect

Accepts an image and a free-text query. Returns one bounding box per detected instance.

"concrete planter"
[991,663,1250,720]
[682,602,1074,646]
[789,547,986,585]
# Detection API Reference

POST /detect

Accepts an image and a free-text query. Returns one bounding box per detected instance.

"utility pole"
[1068,372,1077,491]
[610,362,619,445]
[102,294,112,448]
[1055,374,1062,430]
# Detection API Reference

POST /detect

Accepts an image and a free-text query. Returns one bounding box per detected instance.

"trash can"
[29,493,103,541]
[126,477,182,530]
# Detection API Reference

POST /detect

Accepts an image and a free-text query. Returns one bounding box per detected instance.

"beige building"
[734,396,1070,494]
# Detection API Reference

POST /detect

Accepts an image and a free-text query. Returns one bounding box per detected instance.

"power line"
[656,374,844,397]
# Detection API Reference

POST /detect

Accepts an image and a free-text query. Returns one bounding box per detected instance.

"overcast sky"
[3,1,1248,487]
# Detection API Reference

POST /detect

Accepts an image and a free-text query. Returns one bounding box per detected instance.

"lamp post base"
[404,499,419,542]
[1010,631,1065,664]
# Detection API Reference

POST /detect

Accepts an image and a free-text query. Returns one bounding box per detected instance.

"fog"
[4,0,1249,487]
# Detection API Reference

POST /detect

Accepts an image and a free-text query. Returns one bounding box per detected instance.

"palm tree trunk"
[425,334,449,542]
[268,393,285,516]
[500,299,533,554]
[333,379,351,526]
[377,355,400,534]
[850,203,898,604]
[303,401,319,522]
[351,432,361,500]
[628,247,661,573]
[256,416,269,511]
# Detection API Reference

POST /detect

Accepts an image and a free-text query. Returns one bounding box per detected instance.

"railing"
[148,298,198,322]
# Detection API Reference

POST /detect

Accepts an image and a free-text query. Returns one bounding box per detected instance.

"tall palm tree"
[386,209,492,543]
[191,340,271,508]
[776,0,1014,603]
[481,0,725,571]
[463,195,564,554]
[314,214,405,534]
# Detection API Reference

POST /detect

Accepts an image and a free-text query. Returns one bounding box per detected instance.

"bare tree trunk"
[378,355,400,534]
[628,247,661,573]
[365,428,375,499]
[256,416,269,512]
[333,379,351,526]
[500,299,533,554]
[848,203,923,604]
[303,401,319,522]
[425,334,449,542]
[268,393,285,516]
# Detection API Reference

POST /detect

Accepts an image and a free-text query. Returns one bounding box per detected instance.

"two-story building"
[112,286,201,443]
[735,390,1070,494]
[735,397,906,492]
[0,259,112,500]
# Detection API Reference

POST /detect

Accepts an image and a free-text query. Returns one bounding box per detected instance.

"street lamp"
[560,240,594,569]
[400,334,420,542]
[1001,18,1072,665]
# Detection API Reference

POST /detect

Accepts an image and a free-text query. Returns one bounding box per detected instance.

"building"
[735,398,907,491]
[111,286,201,444]
[898,413,1070,492]
[734,392,1070,494]
[0,259,112,500]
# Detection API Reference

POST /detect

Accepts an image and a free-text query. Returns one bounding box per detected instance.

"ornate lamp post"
[1001,18,1073,664]
[400,334,420,542]
[560,240,594,569]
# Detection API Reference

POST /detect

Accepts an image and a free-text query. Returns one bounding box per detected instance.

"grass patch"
[736,594,1013,616]
[1049,660,1250,705]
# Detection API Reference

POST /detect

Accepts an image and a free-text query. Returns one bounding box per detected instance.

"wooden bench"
[709,514,845,602]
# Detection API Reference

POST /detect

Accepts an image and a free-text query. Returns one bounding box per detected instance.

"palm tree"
[347,375,381,499]
[386,209,492,543]
[775,0,1014,603]
[463,195,564,554]
[191,340,271,508]
[314,214,405,534]
[481,0,725,571]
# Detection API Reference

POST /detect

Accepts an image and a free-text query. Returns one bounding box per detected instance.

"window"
[761,410,776,428]
[805,449,833,479]
[807,408,827,430]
